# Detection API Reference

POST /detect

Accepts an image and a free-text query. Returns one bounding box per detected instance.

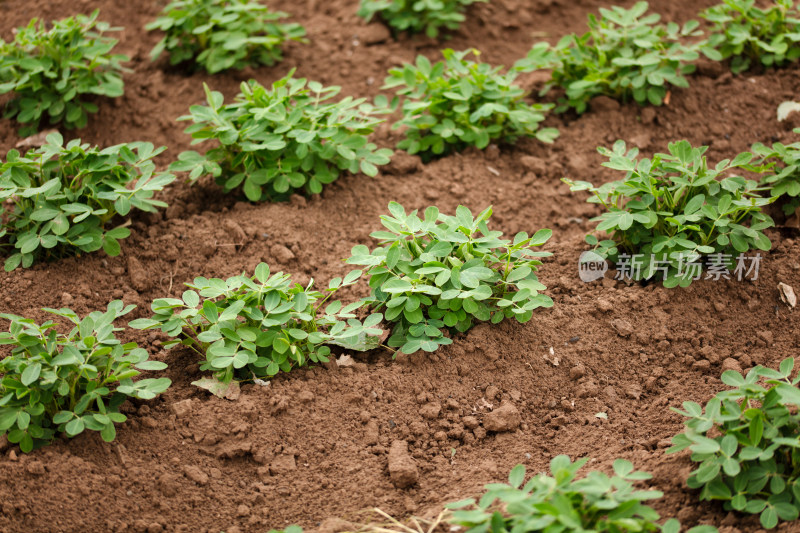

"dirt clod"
[419,402,441,419]
[387,440,418,488]
[24,460,45,475]
[359,23,391,45]
[721,358,743,374]
[269,454,297,475]
[611,319,634,337]
[519,155,547,175]
[182,465,208,486]
[364,420,380,446]
[483,402,521,432]
[596,299,613,313]
[270,244,295,263]
[127,256,150,292]
[171,399,193,418]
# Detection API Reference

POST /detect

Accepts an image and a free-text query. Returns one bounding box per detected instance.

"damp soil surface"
[1,0,800,532]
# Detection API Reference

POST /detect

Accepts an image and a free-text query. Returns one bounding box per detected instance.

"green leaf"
[65,417,85,436]
[21,363,41,386]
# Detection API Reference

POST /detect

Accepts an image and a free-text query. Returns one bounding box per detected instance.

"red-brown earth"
[1,0,799,532]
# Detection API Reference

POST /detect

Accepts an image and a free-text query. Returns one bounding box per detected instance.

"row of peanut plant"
[3,288,798,530]
[3,1,800,135]
[2,127,797,287]
[0,201,552,447]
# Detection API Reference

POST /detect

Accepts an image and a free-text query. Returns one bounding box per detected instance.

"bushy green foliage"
[346,203,552,355]
[702,0,800,74]
[446,457,718,533]
[0,10,127,134]
[357,0,485,38]
[146,0,306,74]
[171,74,393,202]
[0,301,171,453]
[129,263,383,384]
[384,49,558,159]
[514,2,702,113]
[566,140,774,287]
[751,132,800,215]
[668,358,800,529]
[0,133,175,272]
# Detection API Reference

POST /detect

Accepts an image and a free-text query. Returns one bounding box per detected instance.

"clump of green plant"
[0,10,127,134]
[384,49,558,159]
[171,73,393,202]
[129,263,383,384]
[357,0,485,38]
[566,140,774,287]
[514,2,702,113]
[701,0,800,74]
[146,0,306,74]
[668,358,800,529]
[446,456,718,533]
[0,301,171,453]
[346,203,553,355]
[751,132,800,215]
[0,133,175,271]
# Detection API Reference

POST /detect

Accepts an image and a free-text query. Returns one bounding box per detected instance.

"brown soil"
[1,0,800,532]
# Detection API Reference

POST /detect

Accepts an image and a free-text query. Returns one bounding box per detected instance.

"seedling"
[701,0,800,73]
[514,2,702,113]
[384,49,558,159]
[0,10,127,134]
[0,133,175,271]
[0,301,171,453]
[129,263,383,384]
[566,140,774,287]
[446,457,718,533]
[668,358,800,529]
[147,0,306,74]
[357,0,485,38]
[171,73,393,201]
[346,203,553,355]
[751,132,800,215]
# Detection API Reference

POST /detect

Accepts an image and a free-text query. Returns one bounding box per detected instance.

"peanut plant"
[447,457,718,533]
[702,0,800,73]
[147,0,306,74]
[130,263,383,384]
[171,73,393,201]
[347,203,552,354]
[0,10,127,134]
[514,2,702,113]
[0,133,174,271]
[668,358,800,529]
[0,301,171,453]
[357,0,485,38]
[385,49,558,159]
[566,140,774,287]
